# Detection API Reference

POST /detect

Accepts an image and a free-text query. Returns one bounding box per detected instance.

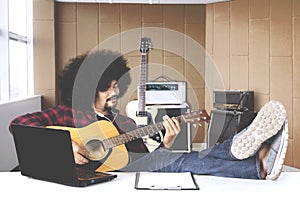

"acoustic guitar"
[47,109,210,172]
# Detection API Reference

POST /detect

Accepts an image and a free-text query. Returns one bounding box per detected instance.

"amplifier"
[213,90,254,111]
[146,103,191,152]
[145,82,186,105]
[207,109,257,147]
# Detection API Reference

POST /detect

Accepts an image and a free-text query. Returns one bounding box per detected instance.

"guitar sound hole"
[86,139,103,152]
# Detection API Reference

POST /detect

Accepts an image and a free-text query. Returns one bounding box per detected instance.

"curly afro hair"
[60,49,131,110]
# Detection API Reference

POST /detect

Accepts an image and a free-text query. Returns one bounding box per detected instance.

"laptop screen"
[12,124,117,187]
[12,125,83,185]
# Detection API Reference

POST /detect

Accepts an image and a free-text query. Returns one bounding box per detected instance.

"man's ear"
[94,91,100,103]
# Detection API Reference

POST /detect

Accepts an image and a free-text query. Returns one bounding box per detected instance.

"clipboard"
[134,172,199,190]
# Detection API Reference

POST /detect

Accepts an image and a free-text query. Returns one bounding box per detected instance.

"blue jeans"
[121,138,262,179]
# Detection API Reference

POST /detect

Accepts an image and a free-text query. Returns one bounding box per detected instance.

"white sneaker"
[265,119,289,180]
[231,100,287,160]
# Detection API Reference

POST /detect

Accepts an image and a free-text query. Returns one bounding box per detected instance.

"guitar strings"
[81,111,208,155]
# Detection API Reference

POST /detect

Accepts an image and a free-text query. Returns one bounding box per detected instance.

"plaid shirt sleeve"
[9,105,76,128]
[10,105,150,160]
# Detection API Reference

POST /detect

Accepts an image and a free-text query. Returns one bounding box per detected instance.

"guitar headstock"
[181,109,211,127]
[140,37,152,54]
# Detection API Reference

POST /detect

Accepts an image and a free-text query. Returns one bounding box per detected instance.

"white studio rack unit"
[145,82,186,105]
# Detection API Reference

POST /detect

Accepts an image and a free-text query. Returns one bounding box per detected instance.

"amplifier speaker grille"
[207,110,257,147]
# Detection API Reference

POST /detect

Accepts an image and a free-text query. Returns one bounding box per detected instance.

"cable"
[216,92,248,143]
[150,75,174,82]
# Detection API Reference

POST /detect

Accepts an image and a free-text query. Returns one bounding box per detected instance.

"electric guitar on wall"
[47,109,210,173]
[126,37,152,128]
[125,37,162,142]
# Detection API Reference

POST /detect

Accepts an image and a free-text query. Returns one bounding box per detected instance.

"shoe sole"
[266,120,289,181]
[231,100,287,160]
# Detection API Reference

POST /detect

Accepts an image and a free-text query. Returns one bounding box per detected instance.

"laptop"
[11,124,117,187]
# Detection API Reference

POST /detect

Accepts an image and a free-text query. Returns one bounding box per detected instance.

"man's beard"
[104,95,118,110]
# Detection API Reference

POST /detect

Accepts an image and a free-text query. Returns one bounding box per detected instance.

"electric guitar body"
[125,100,158,127]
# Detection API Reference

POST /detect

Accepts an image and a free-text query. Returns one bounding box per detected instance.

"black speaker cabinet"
[148,104,191,152]
[207,109,257,147]
[213,90,254,111]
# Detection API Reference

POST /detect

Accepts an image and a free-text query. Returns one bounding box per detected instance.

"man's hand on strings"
[162,115,181,148]
[71,141,89,165]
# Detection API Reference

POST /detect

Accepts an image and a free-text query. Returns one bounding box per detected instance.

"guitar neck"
[138,53,147,112]
[103,115,185,149]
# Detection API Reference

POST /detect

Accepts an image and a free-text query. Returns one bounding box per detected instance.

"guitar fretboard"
[102,115,185,150]
[138,53,147,112]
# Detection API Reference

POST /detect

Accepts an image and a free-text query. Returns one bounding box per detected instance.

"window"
[0,0,33,102]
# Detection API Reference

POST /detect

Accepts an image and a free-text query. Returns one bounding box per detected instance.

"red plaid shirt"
[10,105,149,163]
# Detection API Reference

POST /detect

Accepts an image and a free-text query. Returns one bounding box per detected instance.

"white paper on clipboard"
[134,172,199,190]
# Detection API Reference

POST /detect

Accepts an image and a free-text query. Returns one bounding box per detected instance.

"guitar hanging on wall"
[125,37,161,142]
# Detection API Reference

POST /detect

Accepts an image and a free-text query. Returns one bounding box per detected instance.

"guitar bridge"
[136,111,148,117]
[134,111,148,126]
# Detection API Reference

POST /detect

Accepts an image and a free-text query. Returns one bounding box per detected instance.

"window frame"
[0,0,33,103]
